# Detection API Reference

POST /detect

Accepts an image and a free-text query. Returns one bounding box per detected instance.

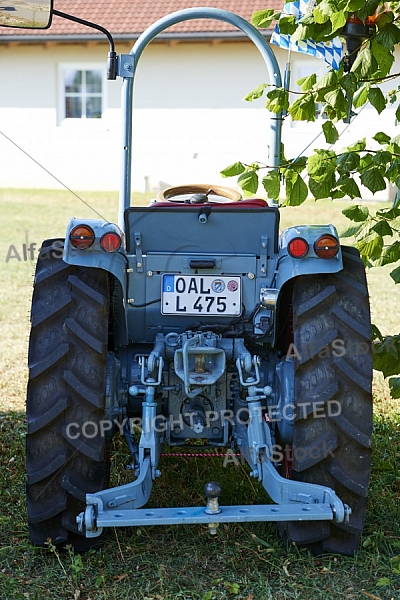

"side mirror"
[0,0,53,29]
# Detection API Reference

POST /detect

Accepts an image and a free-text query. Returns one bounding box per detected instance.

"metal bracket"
[117,54,135,78]
[235,393,349,524]
[133,232,143,272]
[259,235,268,277]
[76,456,154,537]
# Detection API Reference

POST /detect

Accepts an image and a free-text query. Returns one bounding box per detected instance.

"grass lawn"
[0,189,399,600]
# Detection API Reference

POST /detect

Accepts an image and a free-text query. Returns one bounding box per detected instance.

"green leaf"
[308,150,336,182]
[237,170,259,194]
[357,231,384,259]
[340,222,363,238]
[322,120,339,144]
[376,10,394,30]
[324,89,348,117]
[351,46,375,79]
[390,554,400,574]
[340,72,358,97]
[359,153,373,170]
[373,131,391,145]
[345,0,367,11]
[376,207,400,219]
[388,140,400,154]
[220,161,246,178]
[371,220,393,237]
[371,39,394,77]
[297,73,317,92]
[309,176,334,200]
[315,70,338,91]
[375,241,400,266]
[373,335,400,376]
[336,152,360,173]
[376,577,391,588]
[330,11,347,33]
[353,85,369,109]
[262,169,281,200]
[376,23,400,49]
[357,0,380,22]
[265,88,289,113]
[389,377,400,399]
[390,265,400,284]
[278,15,297,35]
[313,0,332,24]
[342,204,369,222]
[288,156,307,173]
[360,167,387,194]
[252,9,279,28]
[371,324,383,341]
[244,83,267,102]
[291,24,314,44]
[368,87,387,114]
[373,150,392,167]
[347,138,366,152]
[335,175,361,199]
[285,173,308,206]
[289,94,316,121]
[396,104,400,122]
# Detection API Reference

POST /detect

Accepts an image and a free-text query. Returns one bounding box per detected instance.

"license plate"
[162,275,241,316]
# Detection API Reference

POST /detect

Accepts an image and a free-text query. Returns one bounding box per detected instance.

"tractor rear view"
[2,2,372,556]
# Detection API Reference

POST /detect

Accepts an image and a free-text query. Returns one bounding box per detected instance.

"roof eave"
[0,30,272,44]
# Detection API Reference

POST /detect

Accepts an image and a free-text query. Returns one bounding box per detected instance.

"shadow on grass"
[0,409,399,600]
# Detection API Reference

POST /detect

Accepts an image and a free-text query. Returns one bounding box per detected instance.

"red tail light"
[288,237,309,258]
[314,235,339,259]
[100,232,121,252]
[70,225,95,249]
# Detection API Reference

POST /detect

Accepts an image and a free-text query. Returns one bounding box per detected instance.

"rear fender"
[276,224,343,289]
[62,218,128,345]
[272,225,343,348]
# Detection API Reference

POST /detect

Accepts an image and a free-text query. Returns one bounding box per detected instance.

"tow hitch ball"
[204,481,222,536]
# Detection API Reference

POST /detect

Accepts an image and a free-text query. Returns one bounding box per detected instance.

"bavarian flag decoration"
[271,0,343,70]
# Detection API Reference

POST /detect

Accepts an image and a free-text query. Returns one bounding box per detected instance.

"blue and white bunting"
[271,0,343,71]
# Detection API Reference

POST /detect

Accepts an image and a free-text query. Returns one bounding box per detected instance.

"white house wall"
[0,39,399,199]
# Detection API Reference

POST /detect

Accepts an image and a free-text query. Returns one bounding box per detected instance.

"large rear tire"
[26,243,111,549]
[279,248,373,555]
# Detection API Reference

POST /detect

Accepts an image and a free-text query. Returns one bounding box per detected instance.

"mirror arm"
[52,9,117,79]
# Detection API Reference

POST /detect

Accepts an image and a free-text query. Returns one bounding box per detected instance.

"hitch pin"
[204,481,222,535]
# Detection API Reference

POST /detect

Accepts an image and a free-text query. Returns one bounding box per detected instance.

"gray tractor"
[2,2,372,556]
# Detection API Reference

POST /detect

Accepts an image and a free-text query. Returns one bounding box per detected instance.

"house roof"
[0,0,282,41]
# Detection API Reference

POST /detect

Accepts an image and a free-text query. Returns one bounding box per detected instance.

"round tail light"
[70,225,95,249]
[314,235,340,259]
[100,232,122,252]
[288,237,309,258]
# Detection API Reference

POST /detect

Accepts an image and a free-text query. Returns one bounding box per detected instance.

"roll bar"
[118,8,283,229]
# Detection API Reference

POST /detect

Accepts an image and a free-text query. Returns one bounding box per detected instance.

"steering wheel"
[156,184,242,204]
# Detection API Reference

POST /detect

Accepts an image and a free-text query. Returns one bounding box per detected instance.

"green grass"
[0,189,399,599]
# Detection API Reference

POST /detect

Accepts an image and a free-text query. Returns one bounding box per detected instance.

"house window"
[62,67,104,119]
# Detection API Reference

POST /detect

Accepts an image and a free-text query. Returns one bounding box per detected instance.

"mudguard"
[62,217,128,344]
[276,224,343,289]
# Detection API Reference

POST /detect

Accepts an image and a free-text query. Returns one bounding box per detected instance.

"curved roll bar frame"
[118,7,283,229]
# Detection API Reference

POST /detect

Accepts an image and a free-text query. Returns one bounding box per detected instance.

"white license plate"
[162,275,241,316]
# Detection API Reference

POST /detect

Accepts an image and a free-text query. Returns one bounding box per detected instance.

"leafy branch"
[222,0,400,396]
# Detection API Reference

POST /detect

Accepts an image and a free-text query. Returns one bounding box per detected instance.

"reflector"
[70,225,95,249]
[314,235,339,259]
[287,237,308,258]
[101,232,121,252]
